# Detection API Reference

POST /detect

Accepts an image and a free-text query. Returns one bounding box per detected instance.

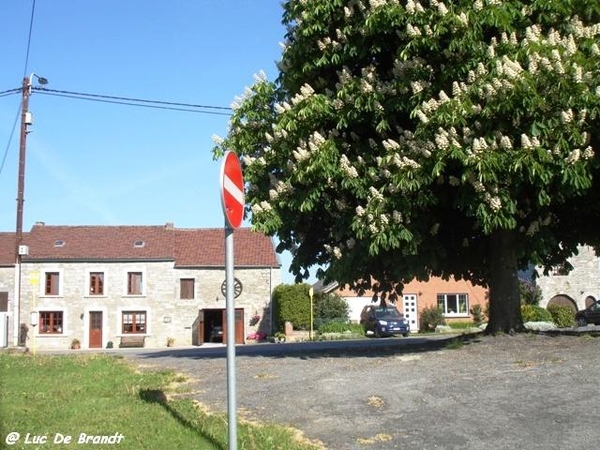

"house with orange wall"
[318,276,488,332]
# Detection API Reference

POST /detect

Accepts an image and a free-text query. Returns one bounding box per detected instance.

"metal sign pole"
[225,223,237,450]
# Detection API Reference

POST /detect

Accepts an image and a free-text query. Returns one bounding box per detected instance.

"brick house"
[536,245,600,312]
[318,277,488,332]
[0,223,281,350]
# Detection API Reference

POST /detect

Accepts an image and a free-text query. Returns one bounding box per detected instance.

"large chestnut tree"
[214,0,600,333]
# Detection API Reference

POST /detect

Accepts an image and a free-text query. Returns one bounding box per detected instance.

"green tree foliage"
[314,292,350,322]
[215,0,600,334]
[272,283,312,331]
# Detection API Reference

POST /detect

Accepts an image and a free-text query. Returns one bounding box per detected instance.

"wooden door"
[222,308,245,344]
[195,310,205,345]
[89,311,103,348]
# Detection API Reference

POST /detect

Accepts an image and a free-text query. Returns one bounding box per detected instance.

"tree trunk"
[485,229,524,334]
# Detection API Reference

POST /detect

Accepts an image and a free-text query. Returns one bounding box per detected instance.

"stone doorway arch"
[547,295,577,313]
[585,296,597,308]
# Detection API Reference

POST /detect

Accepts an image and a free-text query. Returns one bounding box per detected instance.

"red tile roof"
[0,224,280,268]
[0,232,16,266]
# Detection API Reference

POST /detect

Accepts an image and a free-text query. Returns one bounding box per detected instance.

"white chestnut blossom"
[521,134,533,150]
[561,109,574,123]
[392,210,403,223]
[489,196,502,212]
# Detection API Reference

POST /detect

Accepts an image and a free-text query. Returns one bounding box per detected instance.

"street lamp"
[13,72,47,346]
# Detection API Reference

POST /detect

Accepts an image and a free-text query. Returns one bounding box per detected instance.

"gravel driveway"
[130,333,600,450]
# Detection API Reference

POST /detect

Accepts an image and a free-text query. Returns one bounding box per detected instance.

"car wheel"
[402,332,409,337]
[577,317,587,327]
[374,328,381,338]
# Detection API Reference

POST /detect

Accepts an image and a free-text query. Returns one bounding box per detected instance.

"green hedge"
[521,304,553,322]
[317,321,363,335]
[547,304,576,328]
[272,284,312,331]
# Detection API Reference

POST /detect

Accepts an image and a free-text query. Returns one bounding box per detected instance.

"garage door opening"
[193,308,245,345]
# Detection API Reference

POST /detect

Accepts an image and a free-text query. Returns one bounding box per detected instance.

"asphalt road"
[124,332,600,450]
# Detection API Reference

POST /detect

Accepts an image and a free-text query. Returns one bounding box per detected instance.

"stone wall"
[18,261,280,350]
[536,246,600,310]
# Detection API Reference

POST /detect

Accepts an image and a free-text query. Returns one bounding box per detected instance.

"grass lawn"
[0,352,321,450]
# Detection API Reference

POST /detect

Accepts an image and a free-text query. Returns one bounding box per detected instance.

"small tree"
[314,292,350,323]
[519,280,542,306]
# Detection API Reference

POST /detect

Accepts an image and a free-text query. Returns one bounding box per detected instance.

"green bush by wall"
[521,304,553,322]
[546,304,576,328]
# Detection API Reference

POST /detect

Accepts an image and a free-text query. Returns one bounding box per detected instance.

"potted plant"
[70,338,81,350]
[166,337,175,347]
[249,314,261,326]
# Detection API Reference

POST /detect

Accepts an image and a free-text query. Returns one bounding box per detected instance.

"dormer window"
[54,240,65,247]
[133,240,145,248]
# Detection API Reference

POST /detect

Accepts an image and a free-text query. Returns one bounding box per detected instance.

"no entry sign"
[220,151,245,229]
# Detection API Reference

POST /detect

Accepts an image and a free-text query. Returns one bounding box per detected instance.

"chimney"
[165,222,174,230]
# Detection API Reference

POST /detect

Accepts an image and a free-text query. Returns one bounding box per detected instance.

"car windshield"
[374,307,402,318]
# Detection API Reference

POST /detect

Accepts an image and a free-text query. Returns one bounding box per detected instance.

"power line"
[32,87,232,116]
[0,82,234,176]
[35,87,231,111]
[0,106,21,177]
[0,0,37,179]
[34,90,232,116]
[0,88,20,98]
[22,0,37,77]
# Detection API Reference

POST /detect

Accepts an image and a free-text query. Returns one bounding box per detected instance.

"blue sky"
[0,0,304,283]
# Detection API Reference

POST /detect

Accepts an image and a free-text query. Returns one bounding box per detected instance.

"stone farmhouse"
[317,276,488,332]
[0,223,281,350]
[536,245,600,312]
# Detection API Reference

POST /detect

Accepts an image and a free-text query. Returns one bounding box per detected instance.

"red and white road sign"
[220,151,245,229]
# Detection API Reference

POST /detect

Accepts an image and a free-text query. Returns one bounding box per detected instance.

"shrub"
[547,304,576,328]
[317,321,363,335]
[521,304,553,322]
[420,306,446,332]
[314,293,349,322]
[272,283,312,331]
[470,304,486,325]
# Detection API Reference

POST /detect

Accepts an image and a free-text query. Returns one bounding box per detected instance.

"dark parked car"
[360,305,410,338]
[575,300,600,327]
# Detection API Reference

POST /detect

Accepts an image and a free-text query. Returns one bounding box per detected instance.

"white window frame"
[437,293,469,317]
